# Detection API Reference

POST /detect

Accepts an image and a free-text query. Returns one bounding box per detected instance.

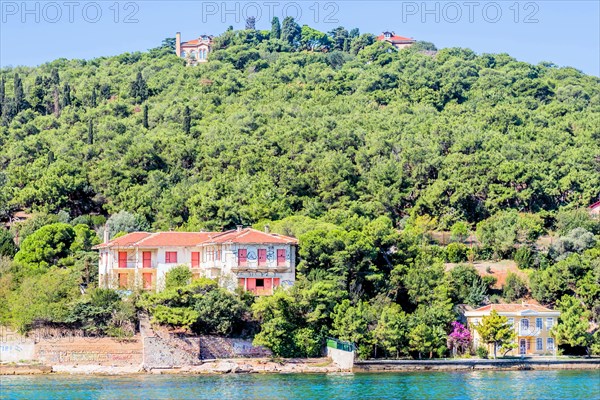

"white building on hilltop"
[93,227,297,295]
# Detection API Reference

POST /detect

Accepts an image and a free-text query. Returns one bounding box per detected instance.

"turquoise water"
[1,370,599,399]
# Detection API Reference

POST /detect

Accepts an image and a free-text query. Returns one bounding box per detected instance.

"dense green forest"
[0,20,599,359]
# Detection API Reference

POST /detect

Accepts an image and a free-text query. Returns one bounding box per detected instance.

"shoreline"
[2,357,599,376]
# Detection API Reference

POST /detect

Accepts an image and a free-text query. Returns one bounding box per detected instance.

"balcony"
[518,327,542,336]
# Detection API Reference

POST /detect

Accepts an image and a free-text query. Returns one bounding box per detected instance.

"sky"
[0,1,599,76]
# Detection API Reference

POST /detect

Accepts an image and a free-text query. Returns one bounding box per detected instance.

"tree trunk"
[493,342,497,359]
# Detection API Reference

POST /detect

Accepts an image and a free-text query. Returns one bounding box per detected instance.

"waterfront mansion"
[93,226,297,295]
[465,303,560,356]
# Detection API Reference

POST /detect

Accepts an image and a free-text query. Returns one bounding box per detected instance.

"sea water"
[1,370,599,399]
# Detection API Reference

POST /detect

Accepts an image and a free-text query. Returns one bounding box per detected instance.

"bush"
[503,272,528,302]
[476,346,489,358]
[482,275,498,288]
[450,221,469,243]
[165,265,192,289]
[514,246,535,269]
[446,243,468,263]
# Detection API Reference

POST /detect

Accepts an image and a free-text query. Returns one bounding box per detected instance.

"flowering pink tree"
[447,321,471,356]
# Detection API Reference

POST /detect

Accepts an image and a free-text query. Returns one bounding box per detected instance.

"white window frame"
[536,318,543,330]
[546,318,554,330]
[536,338,543,351]
[521,318,529,330]
[547,337,554,350]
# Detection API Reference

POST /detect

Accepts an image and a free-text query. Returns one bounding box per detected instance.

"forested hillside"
[1,25,598,229]
[1,22,599,359]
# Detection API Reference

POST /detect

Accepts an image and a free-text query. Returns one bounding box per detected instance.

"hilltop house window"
[191,252,200,268]
[277,249,286,266]
[190,50,197,59]
[521,318,529,330]
[536,318,543,330]
[258,249,267,266]
[238,249,247,266]
[547,338,555,350]
[384,32,391,38]
[536,338,543,351]
[165,251,178,264]
[546,318,554,330]
[181,51,187,58]
[256,279,264,287]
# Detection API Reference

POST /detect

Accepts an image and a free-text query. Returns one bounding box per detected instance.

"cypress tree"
[130,72,148,103]
[142,103,149,128]
[53,86,60,117]
[183,106,191,134]
[47,150,55,164]
[281,17,301,46]
[0,75,5,118]
[245,16,256,30]
[50,68,60,86]
[90,86,97,107]
[31,76,45,114]
[14,74,24,113]
[87,119,94,145]
[61,82,72,108]
[271,17,281,39]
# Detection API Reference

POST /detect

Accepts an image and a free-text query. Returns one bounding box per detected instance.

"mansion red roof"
[470,303,556,313]
[93,228,297,249]
[590,200,600,210]
[377,32,415,43]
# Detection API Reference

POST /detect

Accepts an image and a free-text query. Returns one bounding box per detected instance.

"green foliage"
[552,295,596,355]
[514,246,535,269]
[555,209,599,235]
[446,243,468,263]
[165,265,192,289]
[475,310,516,358]
[14,223,75,274]
[476,212,544,259]
[503,272,528,302]
[447,265,487,306]
[0,229,16,257]
[106,211,148,238]
[450,221,469,243]
[476,346,489,358]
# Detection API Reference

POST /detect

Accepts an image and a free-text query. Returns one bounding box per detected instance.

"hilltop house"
[465,303,560,356]
[93,227,297,295]
[376,31,416,49]
[175,32,213,65]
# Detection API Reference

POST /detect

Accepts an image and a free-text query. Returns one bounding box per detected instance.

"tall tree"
[0,75,5,117]
[61,82,72,108]
[87,119,94,145]
[328,26,349,51]
[475,310,516,358]
[90,86,97,107]
[245,16,256,30]
[130,72,148,103]
[281,17,301,46]
[552,295,594,356]
[50,68,60,86]
[142,103,149,128]
[14,73,25,113]
[31,76,46,113]
[271,17,281,39]
[183,105,191,134]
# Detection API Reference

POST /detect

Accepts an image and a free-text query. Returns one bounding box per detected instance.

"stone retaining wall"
[35,336,143,366]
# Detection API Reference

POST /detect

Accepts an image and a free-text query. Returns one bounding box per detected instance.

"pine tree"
[14,74,25,113]
[183,106,191,134]
[142,103,149,128]
[47,150,55,164]
[87,119,94,145]
[245,16,256,30]
[271,17,281,39]
[53,86,60,117]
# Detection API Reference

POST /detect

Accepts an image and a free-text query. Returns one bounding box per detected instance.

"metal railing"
[327,337,356,352]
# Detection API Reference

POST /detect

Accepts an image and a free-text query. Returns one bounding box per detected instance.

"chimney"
[236,225,243,232]
[264,225,270,234]
[103,223,110,243]
[176,32,181,57]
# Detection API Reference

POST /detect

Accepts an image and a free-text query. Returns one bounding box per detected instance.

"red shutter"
[142,252,152,268]
[246,278,256,290]
[143,273,152,289]
[238,249,247,266]
[191,252,200,268]
[264,278,273,290]
[258,249,267,266]
[277,249,286,266]
[273,278,280,287]
[119,273,128,288]
[166,252,178,264]
[118,252,127,268]
[238,278,245,288]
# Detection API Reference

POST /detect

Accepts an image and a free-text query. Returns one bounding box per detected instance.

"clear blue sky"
[1,1,599,76]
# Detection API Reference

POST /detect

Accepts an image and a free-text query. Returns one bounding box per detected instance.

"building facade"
[465,304,560,356]
[175,32,213,65]
[376,32,416,49]
[93,227,297,295]
[590,200,600,218]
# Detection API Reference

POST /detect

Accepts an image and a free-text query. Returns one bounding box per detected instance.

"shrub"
[503,272,528,302]
[165,265,192,289]
[514,246,535,269]
[476,346,489,359]
[446,243,468,263]
[450,221,469,243]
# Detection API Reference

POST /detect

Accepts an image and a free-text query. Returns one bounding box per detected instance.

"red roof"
[137,232,214,247]
[208,228,298,245]
[93,228,297,249]
[377,32,415,43]
[93,232,151,249]
[470,304,556,313]
[590,200,600,209]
